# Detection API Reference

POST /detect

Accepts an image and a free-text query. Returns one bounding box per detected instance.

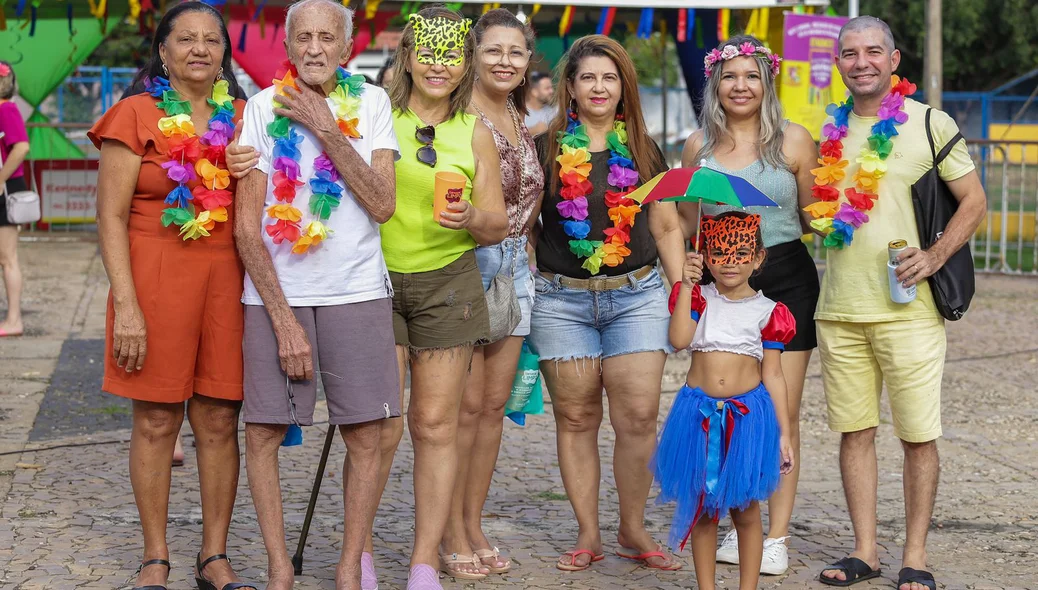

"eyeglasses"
[479,45,532,67]
[416,125,437,167]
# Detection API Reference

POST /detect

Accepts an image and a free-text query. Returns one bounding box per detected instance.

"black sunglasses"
[416,125,437,167]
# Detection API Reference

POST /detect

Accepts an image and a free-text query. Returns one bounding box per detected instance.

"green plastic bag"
[505,340,543,425]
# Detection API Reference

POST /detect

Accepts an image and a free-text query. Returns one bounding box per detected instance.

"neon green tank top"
[382,109,477,273]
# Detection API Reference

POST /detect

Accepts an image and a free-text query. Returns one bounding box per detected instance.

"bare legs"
[190,395,247,588]
[0,226,23,335]
[690,504,763,590]
[821,429,939,588]
[542,357,604,569]
[407,346,475,570]
[605,352,676,568]
[443,336,524,572]
[543,351,676,570]
[765,349,812,540]
[336,422,383,590]
[899,440,939,590]
[244,423,293,590]
[130,395,243,588]
[130,401,183,587]
[246,419,384,590]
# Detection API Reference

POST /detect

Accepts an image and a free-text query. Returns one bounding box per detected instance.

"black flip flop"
[898,567,937,590]
[819,556,882,586]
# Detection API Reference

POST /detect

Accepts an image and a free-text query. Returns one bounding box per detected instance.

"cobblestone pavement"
[1,240,1036,590]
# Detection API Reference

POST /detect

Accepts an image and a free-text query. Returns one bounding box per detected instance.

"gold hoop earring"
[520,77,526,87]
[216,67,224,81]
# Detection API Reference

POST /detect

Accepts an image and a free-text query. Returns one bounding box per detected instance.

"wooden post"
[924,0,942,109]
[659,23,668,160]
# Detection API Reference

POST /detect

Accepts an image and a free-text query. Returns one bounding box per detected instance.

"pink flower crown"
[0,63,11,77]
[704,42,782,79]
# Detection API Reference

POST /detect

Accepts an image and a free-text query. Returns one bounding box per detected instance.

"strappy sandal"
[132,558,171,590]
[474,546,511,574]
[194,553,258,590]
[556,548,604,572]
[438,552,487,580]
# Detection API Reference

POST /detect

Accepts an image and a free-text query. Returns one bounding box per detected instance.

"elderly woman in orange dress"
[89,3,257,589]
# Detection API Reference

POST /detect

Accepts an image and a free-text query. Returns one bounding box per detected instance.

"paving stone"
[1,242,1037,589]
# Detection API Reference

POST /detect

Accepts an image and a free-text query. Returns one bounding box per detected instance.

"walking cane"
[292,424,337,575]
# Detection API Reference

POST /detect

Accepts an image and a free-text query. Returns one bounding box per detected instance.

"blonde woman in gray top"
[677,34,819,577]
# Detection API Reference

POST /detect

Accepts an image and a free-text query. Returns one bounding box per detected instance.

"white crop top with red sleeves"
[670,283,796,361]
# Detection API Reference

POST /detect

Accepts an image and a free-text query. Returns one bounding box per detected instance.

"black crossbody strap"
[924,107,965,167]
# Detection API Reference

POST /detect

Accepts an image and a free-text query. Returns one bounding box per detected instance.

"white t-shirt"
[239,83,399,307]
[524,105,554,130]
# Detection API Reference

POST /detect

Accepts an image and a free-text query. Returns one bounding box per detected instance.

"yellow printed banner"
[779,13,848,141]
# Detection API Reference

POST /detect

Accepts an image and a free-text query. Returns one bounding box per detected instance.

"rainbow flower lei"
[264,63,365,254]
[556,111,641,275]
[145,76,235,240]
[805,75,916,249]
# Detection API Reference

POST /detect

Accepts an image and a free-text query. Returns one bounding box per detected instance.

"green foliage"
[830,0,1038,91]
[621,32,681,88]
[88,19,151,69]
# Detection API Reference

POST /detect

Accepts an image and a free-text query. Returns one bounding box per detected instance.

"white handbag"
[0,133,40,225]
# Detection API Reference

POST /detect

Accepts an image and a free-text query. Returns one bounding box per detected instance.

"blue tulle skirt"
[652,383,781,552]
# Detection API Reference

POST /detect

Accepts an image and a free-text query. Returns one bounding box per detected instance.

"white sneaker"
[760,536,790,575]
[716,529,739,564]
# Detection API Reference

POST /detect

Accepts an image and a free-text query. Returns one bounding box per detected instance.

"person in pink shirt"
[0,60,28,337]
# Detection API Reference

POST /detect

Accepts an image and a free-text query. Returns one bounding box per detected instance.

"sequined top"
[476,105,544,238]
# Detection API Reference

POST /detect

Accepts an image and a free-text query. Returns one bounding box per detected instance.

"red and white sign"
[30,160,99,224]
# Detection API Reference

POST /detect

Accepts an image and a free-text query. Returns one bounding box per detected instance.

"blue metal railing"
[51,66,138,123]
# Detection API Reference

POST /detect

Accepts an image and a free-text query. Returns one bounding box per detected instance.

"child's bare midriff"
[686,350,762,398]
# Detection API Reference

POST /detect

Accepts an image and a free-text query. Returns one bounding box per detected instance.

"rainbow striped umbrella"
[627,163,778,250]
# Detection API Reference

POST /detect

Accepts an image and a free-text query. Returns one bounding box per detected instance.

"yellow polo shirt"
[815,98,975,323]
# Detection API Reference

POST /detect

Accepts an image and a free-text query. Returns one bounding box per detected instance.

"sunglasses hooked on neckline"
[416,124,437,167]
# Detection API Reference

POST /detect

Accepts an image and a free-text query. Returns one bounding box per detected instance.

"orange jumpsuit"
[88,94,245,402]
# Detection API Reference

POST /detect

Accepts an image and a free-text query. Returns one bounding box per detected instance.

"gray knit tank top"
[700,155,802,248]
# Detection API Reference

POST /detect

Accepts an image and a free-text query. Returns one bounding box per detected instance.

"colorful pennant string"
[637,8,654,39]
[558,5,574,37]
[596,7,615,36]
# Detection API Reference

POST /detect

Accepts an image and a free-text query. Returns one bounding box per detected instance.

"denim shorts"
[475,237,534,337]
[528,267,673,362]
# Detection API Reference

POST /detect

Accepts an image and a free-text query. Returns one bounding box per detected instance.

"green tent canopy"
[25,112,85,160]
[1,16,117,106]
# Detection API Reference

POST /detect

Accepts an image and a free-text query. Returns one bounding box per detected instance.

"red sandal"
[616,544,682,570]
[556,548,604,572]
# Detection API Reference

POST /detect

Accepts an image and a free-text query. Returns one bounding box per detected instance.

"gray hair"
[285,0,354,40]
[838,16,896,53]
[695,35,787,172]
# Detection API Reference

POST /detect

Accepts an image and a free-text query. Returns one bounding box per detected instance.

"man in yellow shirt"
[813,17,987,590]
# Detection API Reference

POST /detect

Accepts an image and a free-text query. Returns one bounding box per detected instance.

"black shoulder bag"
[910,108,975,321]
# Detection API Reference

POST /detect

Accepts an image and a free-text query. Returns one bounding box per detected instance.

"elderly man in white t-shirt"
[232,1,399,589]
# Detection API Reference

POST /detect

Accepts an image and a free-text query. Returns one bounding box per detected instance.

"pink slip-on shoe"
[406,564,442,590]
[361,552,378,590]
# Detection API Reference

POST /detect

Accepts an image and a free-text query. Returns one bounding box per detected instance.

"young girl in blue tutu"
[654,211,795,590]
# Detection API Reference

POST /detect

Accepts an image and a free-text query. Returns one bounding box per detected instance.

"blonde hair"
[695,35,786,172]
